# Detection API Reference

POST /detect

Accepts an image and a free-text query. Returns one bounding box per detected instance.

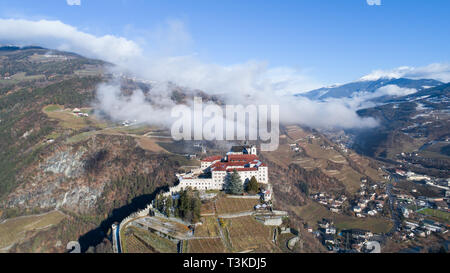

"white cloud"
[375,85,417,96]
[66,0,81,6]
[314,84,418,113]
[0,18,378,129]
[361,63,450,83]
[0,19,141,65]
[366,0,381,6]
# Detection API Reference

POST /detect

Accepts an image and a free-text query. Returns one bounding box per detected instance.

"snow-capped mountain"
[297,78,443,100]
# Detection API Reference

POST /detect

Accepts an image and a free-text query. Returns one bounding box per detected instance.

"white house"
[368,210,378,216]
[325,227,336,234]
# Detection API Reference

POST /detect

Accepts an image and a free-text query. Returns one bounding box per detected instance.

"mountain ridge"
[297,77,444,100]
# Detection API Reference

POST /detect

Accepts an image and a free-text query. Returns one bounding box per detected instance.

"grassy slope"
[0,210,66,250]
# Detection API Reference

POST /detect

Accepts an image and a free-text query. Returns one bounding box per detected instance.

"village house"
[318,218,333,229]
[330,208,341,213]
[322,234,336,245]
[367,210,378,216]
[422,220,442,233]
[346,229,373,240]
[325,227,337,234]
[72,108,88,117]
[434,200,449,212]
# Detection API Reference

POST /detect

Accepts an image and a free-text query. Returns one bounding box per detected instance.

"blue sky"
[0,0,449,85]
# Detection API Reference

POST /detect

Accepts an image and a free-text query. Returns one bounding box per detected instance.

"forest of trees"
[154,188,202,223]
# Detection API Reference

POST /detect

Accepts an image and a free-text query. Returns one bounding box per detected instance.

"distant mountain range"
[297,78,444,100]
[0,45,45,52]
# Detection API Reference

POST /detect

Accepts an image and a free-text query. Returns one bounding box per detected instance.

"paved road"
[178,240,183,253]
[112,224,121,253]
[115,225,122,253]
[385,176,402,236]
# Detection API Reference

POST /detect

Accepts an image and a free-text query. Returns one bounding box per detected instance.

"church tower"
[250,145,257,155]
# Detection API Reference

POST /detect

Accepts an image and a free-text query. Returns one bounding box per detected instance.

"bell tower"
[250,145,257,155]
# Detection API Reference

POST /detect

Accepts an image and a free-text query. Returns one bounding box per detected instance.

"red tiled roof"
[210,162,228,171]
[201,155,223,162]
[226,161,248,166]
[208,154,265,172]
[226,168,258,172]
[211,160,248,169]
[227,154,258,162]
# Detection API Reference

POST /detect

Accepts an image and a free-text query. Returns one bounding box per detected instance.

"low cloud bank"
[376,85,417,96]
[1,18,381,129]
[94,82,379,130]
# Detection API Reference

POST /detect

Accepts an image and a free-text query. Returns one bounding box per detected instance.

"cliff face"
[3,134,181,214]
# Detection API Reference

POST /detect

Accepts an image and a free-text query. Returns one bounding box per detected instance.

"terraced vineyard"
[226,216,278,252]
[200,201,215,215]
[194,216,220,237]
[215,197,260,214]
[122,233,154,253]
[122,226,177,253]
[187,238,227,253]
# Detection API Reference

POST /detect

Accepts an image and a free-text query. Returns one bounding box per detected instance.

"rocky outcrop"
[42,148,86,178]
[5,146,104,212]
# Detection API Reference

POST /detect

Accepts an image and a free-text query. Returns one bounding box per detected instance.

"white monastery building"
[169,144,268,193]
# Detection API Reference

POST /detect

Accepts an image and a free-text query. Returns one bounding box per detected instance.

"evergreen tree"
[298,181,309,196]
[246,176,259,194]
[179,189,189,218]
[227,170,243,195]
[155,194,164,213]
[192,197,202,223]
[165,196,172,217]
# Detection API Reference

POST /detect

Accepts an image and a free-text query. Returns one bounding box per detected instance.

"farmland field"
[291,201,393,234]
[418,208,450,224]
[187,238,227,253]
[335,218,393,234]
[43,104,63,112]
[0,72,45,84]
[121,233,154,253]
[195,216,220,237]
[333,166,363,194]
[216,197,260,215]
[122,226,177,253]
[136,137,167,153]
[227,216,278,252]
[43,105,107,130]
[200,200,215,215]
[0,210,66,251]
